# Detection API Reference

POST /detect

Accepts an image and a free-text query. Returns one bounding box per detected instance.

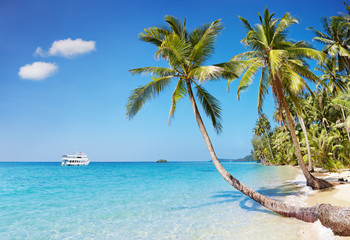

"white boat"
[61,152,90,166]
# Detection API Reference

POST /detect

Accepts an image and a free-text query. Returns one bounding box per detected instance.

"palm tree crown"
[315,57,349,96]
[126,16,237,133]
[231,8,325,112]
[308,16,350,73]
[254,113,271,136]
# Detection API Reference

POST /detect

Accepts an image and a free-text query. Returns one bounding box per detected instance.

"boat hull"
[61,161,90,166]
[61,153,90,166]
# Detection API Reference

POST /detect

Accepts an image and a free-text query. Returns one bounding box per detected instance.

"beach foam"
[284,173,313,207]
[285,169,350,240]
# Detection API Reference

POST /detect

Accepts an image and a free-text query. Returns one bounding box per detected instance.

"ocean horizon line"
[0,160,256,163]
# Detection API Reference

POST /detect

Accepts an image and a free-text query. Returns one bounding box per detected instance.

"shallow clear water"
[0,162,305,239]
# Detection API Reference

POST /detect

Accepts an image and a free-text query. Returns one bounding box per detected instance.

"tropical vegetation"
[126,6,350,237]
[251,5,350,178]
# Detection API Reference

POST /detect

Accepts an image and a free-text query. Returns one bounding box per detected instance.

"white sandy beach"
[286,168,350,240]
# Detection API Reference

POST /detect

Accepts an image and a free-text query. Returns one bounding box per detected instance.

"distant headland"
[216,155,255,162]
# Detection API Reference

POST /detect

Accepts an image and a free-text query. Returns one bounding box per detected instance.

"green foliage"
[308,16,350,73]
[126,16,237,133]
[126,76,173,119]
[232,7,325,117]
[126,11,350,172]
[195,84,222,133]
[249,7,350,170]
[251,90,350,170]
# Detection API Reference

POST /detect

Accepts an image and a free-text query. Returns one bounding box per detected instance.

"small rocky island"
[156,159,167,163]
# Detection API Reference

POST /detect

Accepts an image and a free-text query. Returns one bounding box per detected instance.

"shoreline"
[284,166,350,239]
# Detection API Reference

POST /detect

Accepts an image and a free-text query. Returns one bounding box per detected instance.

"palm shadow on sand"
[172,182,300,216]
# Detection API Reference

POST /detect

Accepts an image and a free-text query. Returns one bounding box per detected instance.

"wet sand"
[298,169,350,239]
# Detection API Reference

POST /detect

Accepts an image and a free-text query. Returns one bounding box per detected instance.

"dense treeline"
[251,4,350,171]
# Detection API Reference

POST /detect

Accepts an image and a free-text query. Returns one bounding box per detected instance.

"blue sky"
[0,0,345,161]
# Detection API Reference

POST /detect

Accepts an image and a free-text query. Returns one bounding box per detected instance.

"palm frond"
[126,76,173,119]
[231,51,262,61]
[288,47,326,62]
[129,67,176,77]
[307,26,332,41]
[214,61,240,81]
[257,67,269,113]
[195,83,222,134]
[338,46,350,57]
[332,94,350,111]
[312,37,334,45]
[238,16,254,32]
[165,15,186,39]
[139,27,170,46]
[281,65,305,95]
[237,61,263,99]
[189,65,223,82]
[168,79,187,124]
[273,13,298,43]
[269,50,287,76]
[189,19,223,67]
[155,33,190,69]
[189,23,211,46]
[285,60,320,83]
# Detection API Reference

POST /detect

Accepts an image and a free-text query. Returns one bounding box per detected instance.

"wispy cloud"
[34,47,47,57]
[48,38,96,58]
[18,62,58,80]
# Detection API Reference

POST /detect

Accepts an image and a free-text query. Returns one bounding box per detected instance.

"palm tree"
[254,113,275,162]
[316,57,350,140]
[272,125,295,165]
[308,17,350,73]
[308,90,339,133]
[309,126,341,171]
[126,15,350,236]
[333,91,350,140]
[230,8,332,189]
[251,135,269,164]
[315,57,349,95]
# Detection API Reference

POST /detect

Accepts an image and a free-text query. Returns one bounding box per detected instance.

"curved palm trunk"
[275,78,332,190]
[298,115,314,172]
[185,80,350,236]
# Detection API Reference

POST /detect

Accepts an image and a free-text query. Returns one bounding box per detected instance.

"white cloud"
[18,62,58,80]
[48,38,96,58]
[34,47,47,57]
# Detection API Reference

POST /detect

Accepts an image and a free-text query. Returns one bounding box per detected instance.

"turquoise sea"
[0,162,306,239]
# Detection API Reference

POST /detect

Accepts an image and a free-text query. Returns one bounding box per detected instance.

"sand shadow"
[212,182,300,215]
[171,182,300,215]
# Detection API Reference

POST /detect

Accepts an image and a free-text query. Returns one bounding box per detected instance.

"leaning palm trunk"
[298,115,314,172]
[186,80,350,236]
[276,78,332,189]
